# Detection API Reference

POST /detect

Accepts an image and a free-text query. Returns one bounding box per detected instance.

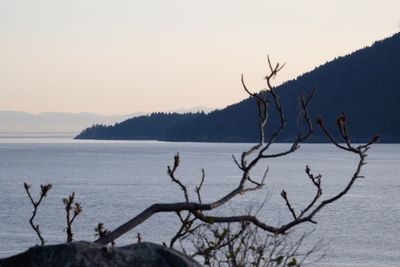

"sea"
[0,133,399,266]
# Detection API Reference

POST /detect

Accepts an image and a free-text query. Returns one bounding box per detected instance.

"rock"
[0,241,202,267]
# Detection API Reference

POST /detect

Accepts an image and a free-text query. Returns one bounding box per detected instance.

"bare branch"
[170,212,196,248]
[232,154,243,170]
[241,74,268,158]
[63,192,82,242]
[24,183,52,245]
[168,153,189,202]
[195,169,205,204]
[298,165,322,218]
[281,190,297,220]
[94,58,378,249]
[278,119,379,232]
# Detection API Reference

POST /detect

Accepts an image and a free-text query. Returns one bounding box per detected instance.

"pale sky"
[0,0,399,115]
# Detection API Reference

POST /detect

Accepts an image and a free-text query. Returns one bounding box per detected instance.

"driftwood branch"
[95,57,378,245]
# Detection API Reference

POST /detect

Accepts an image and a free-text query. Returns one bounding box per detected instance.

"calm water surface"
[0,135,399,266]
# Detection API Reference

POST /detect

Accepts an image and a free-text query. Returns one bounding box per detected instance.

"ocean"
[0,134,399,266]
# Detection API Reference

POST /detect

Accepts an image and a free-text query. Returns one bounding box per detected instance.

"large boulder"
[0,241,202,267]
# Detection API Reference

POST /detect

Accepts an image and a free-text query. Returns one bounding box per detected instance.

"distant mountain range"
[76,32,400,143]
[0,106,212,134]
[0,111,136,133]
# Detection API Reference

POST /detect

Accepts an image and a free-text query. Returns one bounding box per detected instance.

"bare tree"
[94,56,379,260]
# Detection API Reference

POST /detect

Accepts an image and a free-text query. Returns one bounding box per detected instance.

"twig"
[63,192,82,242]
[24,183,52,245]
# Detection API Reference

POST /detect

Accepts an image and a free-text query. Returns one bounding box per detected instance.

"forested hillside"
[76,32,400,142]
[75,112,206,140]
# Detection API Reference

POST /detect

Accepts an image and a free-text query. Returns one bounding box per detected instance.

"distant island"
[76,32,400,143]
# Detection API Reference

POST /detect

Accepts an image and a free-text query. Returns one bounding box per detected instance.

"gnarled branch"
[95,58,378,246]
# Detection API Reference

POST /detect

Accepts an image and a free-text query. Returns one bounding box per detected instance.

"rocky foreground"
[0,241,201,267]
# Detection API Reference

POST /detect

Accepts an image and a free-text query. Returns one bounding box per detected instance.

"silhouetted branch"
[195,169,205,204]
[190,222,320,266]
[24,183,52,245]
[94,222,107,238]
[281,190,297,220]
[168,153,189,202]
[298,166,322,218]
[63,192,82,242]
[241,74,267,154]
[170,212,197,248]
[278,117,379,232]
[95,57,378,246]
[190,223,248,265]
[136,232,142,243]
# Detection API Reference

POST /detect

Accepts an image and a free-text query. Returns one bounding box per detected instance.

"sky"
[0,0,399,115]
